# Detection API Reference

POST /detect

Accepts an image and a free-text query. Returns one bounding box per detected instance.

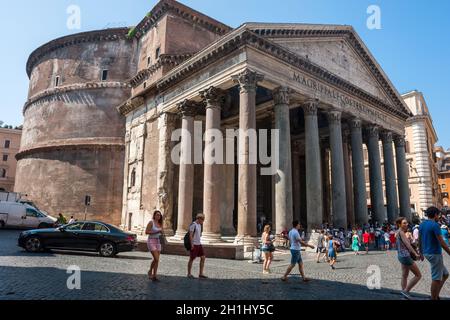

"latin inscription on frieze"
[292,72,388,123]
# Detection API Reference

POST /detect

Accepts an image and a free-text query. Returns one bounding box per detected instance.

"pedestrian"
[440,225,449,246]
[68,216,75,224]
[419,206,450,300]
[316,230,326,263]
[412,225,420,245]
[57,213,67,226]
[395,217,422,300]
[375,228,381,250]
[145,210,165,281]
[281,220,315,282]
[384,229,391,251]
[389,229,396,250]
[351,231,360,255]
[328,235,338,270]
[187,213,208,279]
[261,224,275,274]
[362,229,370,254]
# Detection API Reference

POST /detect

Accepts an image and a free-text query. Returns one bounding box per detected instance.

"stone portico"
[118,2,412,255]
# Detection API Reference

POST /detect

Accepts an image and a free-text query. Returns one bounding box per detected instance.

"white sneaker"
[400,291,412,300]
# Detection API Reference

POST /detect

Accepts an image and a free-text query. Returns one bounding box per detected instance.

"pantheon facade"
[118,0,412,242]
[16,0,412,241]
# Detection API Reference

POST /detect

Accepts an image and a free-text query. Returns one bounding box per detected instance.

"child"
[328,235,338,270]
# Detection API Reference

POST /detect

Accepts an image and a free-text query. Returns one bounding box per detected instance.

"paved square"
[1,230,450,300]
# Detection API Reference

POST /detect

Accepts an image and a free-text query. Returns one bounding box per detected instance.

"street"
[1,229,449,300]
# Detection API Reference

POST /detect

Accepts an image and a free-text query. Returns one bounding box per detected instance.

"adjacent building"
[0,126,22,192]
[403,91,440,216]
[436,146,450,209]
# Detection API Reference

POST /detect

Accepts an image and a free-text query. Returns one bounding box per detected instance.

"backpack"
[183,222,196,251]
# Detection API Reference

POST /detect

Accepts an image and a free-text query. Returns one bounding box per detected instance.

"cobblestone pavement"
[1,229,450,300]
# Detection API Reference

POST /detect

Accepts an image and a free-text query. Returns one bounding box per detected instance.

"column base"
[201,232,224,244]
[221,227,237,237]
[163,229,175,237]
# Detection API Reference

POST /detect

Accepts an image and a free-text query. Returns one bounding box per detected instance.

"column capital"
[231,69,264,93]
[199,86,225,109]
[365,125,380,138]
[326,110,342,124]
[349,118,362,130]
[394,134,406,147]
[273,86,291,105]
[380,131,394,144]
[177,99,201,118]
[302,98,319,116]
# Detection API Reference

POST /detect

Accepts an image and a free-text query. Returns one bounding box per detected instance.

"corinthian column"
[327,111,347,229]
[232,69,264,244]
[157,112,177,236]
[381,131,399,223]
[350,119,368,226]
[199,86,225,243]
[173,100,199,240]
[366,125,386,224]
[395,135,412,221]
[303,99,323,230]
[273,86,293,234]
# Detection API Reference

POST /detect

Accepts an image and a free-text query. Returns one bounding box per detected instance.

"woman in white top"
[145,210,164,281]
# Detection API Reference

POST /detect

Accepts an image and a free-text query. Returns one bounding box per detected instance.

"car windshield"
[64,222,84,231]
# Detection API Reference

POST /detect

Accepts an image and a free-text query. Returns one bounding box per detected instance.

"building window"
[405,141,410,154]
[1,169,6,178]
[130,168,136,188]
[2,155,7,162]
[101,70,108,81]
[143,82,147,89]
[147,56,152,66]
[155,47,160,59]
[4,140,10,149]
[55,76,60,87]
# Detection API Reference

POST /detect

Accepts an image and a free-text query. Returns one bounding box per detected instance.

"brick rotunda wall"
[15,28,136,225]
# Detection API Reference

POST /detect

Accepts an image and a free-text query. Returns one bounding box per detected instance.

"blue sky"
[0,0,449,147]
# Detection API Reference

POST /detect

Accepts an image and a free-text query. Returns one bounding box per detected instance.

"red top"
[389,233,396,243]
[363,233,370,243]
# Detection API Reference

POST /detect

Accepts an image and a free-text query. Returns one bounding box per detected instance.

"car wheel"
[0,220,5,229]
[99,242,116,257]
[38,223,48,229]
[25,237,42,253]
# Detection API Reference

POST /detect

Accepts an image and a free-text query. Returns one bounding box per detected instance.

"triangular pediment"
[247,23,407,114]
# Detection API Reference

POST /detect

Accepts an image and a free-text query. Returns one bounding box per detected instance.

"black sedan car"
[18,221,137,257]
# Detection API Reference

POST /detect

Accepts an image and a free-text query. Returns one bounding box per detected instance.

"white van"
[0,202,57,229]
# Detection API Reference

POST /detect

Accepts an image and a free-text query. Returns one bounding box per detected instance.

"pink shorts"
[147,238,161,252]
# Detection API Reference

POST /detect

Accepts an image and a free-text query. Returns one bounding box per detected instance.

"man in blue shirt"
[419,206,450,300]
[281,220,315,282]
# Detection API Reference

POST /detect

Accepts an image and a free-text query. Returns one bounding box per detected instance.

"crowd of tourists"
[143,206,450,300]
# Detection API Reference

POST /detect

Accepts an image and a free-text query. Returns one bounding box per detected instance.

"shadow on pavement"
[0,265,432,300]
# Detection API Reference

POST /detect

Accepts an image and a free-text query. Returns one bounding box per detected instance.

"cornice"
[26,28,129,78]
[23,81,131,114]
[155,28,409,121]
[129,53,194,88]
[16,138,124,161]
[249,26,411,118]
[132,0,231,40]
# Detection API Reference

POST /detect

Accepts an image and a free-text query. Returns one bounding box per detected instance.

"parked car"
[18,221,137,257]
[0,202,57,229]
